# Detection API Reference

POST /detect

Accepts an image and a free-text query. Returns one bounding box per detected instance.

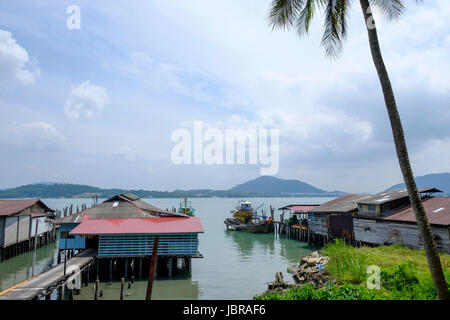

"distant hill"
[230,176,325,194]
[387,173,450,196]
[0,176,345,199]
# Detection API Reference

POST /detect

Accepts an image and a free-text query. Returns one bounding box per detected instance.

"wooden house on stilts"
[55,193,204,281]
[0,199,56,262]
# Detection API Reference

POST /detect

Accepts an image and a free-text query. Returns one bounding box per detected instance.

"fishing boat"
[178,196,195,216]
[224,200,273,233]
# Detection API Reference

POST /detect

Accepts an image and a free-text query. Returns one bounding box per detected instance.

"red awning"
[69,214,204,235]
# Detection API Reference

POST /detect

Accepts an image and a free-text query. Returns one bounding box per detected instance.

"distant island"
[0,176,346,199]
[386,172,450,196]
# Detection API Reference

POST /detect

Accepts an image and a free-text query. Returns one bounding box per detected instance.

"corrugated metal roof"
[70,214,204,235]
[357,188,442,205]
[310,194,370,213]
[0,199,54,217]
[382,197,450,226]
[278,205,320,212]
[55,193,189,224]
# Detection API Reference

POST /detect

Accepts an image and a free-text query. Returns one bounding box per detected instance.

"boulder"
[287,265,298,275]
[268,272,287,290]
[306,257,319,266]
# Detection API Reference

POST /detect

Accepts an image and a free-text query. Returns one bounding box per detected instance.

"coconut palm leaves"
[268,0,409,58]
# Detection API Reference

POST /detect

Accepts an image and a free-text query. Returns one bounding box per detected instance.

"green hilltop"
[0,176,346,199]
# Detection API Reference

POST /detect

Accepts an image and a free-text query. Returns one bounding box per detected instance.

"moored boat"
[178,196,195,216]
[224,200,273,233]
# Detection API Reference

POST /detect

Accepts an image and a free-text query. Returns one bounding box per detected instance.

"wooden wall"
[354,218,449,253]
[98,233,200,257]
[309,213,329,236]
[3,215,31,248]
[0,217,4,248]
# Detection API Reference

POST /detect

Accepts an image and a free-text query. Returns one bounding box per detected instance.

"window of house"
[368,204,376,211]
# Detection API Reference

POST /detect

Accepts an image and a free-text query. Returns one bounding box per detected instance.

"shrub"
[321,239,367,284]
[254,283,376,300]
[381,263,419,292]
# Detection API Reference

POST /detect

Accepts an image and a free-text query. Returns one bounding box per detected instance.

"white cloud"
[117,145,145,161]
[0,29,39,85]
[0,122,65,151]
[64,81,110,120]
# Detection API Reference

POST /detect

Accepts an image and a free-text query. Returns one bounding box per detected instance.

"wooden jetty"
[0,248,96,300]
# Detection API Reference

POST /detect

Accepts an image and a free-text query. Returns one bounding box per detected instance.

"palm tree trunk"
[359,0,448,299]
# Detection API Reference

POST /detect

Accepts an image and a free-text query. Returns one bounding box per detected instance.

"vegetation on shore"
[255,240,450,300]
[0,181,344,199]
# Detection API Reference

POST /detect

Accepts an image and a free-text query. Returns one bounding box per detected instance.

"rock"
[287,265,298,274]
[310,251,319,259]
[306,257,319,266]
[304,266,320,274]
[268,272,287,290]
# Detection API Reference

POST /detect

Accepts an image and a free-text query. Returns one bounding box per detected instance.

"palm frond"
[267,0,306,30]
[369,0,405,20]
[321,0,351,58]
[295,0,317,36]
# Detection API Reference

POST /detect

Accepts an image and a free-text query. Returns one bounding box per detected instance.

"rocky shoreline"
[267,251,334,292]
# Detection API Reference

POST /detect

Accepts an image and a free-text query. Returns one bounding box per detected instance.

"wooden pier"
[0,248,96,300]
[274,221,311,243]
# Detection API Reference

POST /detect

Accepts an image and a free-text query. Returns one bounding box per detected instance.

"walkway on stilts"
[0,248,96,300]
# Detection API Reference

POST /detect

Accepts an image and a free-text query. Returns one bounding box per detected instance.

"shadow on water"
[224,229,275,259]
[73,266,200,300]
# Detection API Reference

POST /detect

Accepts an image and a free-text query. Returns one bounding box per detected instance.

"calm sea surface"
[0,197,334,299]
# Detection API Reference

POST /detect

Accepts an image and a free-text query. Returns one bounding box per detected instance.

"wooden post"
[139,258,143,278]
[186,257,192,275]
[64,225,68,276]
[124,258,128,280]
[109,259,113,283]
[145,237,159,301]
[94,279,99,300]
[168,258,173,278]
[85,268,90,287]
[31,219,39,276]
[120,278,124,300]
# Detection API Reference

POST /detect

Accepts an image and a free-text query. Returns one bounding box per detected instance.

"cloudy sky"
[0,0,449,193]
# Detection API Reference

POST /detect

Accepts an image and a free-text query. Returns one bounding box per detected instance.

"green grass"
[255,283,376,300]
[255,240,450,300]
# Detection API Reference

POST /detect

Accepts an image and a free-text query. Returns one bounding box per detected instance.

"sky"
[0,0,449,193]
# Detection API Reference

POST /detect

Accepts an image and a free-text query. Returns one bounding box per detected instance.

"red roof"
[383,197,450,226]
[0,199,54,217]
[70,214,204,235]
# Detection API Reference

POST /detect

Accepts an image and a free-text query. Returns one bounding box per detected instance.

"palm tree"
[268,0,448,299]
